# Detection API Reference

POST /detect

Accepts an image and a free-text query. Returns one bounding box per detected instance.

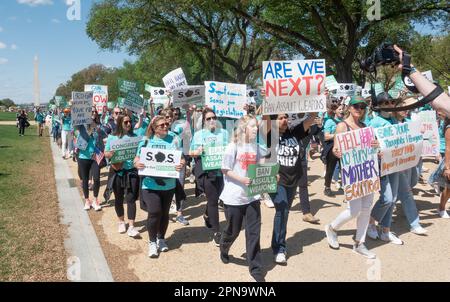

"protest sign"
[117,97,125,108]
[84,85,108,113]
[71,92,93,126]
[404,70,433,87]
[201,145,227,171]
[123,91,144,113]
[109,136,143,164]
[376,121,423,176]
[138,148,182,178]
[118,79,140,94]
[205,81,247,119]
[411,111,440,156]
[163,68,188,91]
[336,127,380,202]
[247,89,262,106]
[145,84,170,107]
[55,96,66,108]
[246,163,280,196]
[172,85,205,108]
[325,75,339,91]
[262,59,326,114]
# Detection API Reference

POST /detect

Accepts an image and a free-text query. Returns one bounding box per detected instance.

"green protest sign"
[109,136,142,164]
[123,91,144,113]
[107,102,115,109]
[246,163,279,196]
[117,97,125,108]
[118,79,140,94]
[201,145,227,171]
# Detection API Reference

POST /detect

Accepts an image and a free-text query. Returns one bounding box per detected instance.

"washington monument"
[33,55,40,107]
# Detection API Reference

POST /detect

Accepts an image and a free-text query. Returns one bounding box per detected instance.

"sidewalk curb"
[50,138,114,282]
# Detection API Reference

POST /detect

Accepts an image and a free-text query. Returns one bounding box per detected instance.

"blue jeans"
[398,168,420,229]
[270,184,297,254]
[371,172,399,228]
[332,163,340,182]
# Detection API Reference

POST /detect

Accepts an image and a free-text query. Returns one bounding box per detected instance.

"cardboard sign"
[262,59,326,114]
[376,122,423,176]
[71,92,93,126]
[205,81,247,119]
[123,91,144,113]
[411,111,440,156]
[246,163,280,196]
[138,148,182,178]
[84,85,108,113]
[336,127,380,202]
[172,85,205,108]
[109,136,143,164]
[163,68,188,91]
[201,145,227,171]
[118,79,140,94]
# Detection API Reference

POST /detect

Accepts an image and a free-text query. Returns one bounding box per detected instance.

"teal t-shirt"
[368,114,396,129]
[78,135,96,160]
[324,117,342,136]
[134,117,149,137]
[105,134,135,171]
[190,128,229,152]
[35,112,45,123]
[319,112,331,125]
[137,132,180,191]
[439,120,446,154]
[62,116,72,131]
[364,111,374,125]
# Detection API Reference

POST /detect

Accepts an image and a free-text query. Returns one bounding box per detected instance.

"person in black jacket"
[17,110,29,136]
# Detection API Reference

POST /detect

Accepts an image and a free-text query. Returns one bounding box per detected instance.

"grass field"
[0,112,35,122]
[0,125,66,281]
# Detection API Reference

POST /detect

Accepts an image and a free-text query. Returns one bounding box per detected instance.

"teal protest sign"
[118,79,140,94]
[109,136,143,164]
[246,163,279,196]
[201,145,227,171]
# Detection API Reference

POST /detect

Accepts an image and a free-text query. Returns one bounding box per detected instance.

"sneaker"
[334,181,341,191]
[92,201,102,211]
[157,238,169,252]
[439,210,450,219]
[367,224,379,240]
[203,214,212,229]
[83,200,92,210]
[176,215,189,226]
[324,224,339,249]
[118,222,127,234]
[127,226,140,238]
[213,232,221,247]
[220,252,229,264]
[274,252,287,265]
[169,201,177,215]
[353,243,376,259]
[410,225,427,235]
[262,194,275,208]
[303,213,320,224]
[380,231,403,245]
[148,241,159,258]
[324,187,334,197]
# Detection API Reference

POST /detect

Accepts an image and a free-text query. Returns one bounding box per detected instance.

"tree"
[231,0,449,82]
[86,0,285,84]
[0,98,15,107]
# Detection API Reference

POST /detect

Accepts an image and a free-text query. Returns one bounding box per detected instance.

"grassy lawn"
[0,112,35,122]
[0,125,66,281]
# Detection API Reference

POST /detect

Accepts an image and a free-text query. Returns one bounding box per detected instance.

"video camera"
[360,43,400,73]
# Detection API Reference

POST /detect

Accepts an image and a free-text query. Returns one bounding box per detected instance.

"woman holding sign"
[189,108,229,246]
[134,116,185,258]
[219,115,266,282]
[324,96,377,259]
[104,114,141,238]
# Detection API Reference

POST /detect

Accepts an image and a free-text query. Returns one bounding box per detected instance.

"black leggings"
[113,172,139,220]
[78,158,100,199]
[324,149,339,188]
[142,189,175,242]
[175,179,187,212]
[202,175,224,232]
[19,126,25,135]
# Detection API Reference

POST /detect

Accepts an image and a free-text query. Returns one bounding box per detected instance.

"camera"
[360,42,400,73]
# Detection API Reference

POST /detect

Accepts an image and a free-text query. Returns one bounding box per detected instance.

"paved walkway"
[50,139,113,282]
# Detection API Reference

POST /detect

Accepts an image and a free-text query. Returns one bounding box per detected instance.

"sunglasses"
[114,112,121,115]
[206,116,217,121]
[381,100,396,106]
[352,103,367,110]
[156,122,170,128]
[123,120,131,125]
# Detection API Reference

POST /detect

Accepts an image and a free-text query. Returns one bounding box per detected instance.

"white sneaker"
[439,210,450,219]
[148,241,159,258]
[263,195,275,208]
[157,238,169,252]
[367,224,379,240]
[324,224,339,249]
[380,231,403,245]
[169,201,177,215]
[410,225,427,235]
[274,252,287,264]
[353,243,376,259]
[92,202,102,211]
[118,222,127,234]
[127,226,140,238]
[83,200,92,211]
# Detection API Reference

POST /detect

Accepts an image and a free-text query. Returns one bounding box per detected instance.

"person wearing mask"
[325,96,378,258]
[17,110,29,137]
[134,116,185,258]
[104,114,141,238]
[189,108,229,246]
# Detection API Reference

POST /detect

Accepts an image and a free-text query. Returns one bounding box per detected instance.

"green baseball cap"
[349,96,367,106]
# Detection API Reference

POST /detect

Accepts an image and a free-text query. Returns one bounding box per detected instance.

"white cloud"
[17,0,53,6]
[0,58,8,64]
[11,44,18,50]
[0,42,7,49]
[51,18,60,23]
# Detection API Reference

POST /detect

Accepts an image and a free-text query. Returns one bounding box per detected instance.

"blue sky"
[0,1,444,105]
[0,0,134,104]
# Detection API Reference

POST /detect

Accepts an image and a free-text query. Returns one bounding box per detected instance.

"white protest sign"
[172,85,205,109]
[84,85,108,113]
[123,91,144,113]
[109,136,143,164]
[411,110,440,156]
[205,81,247,119]
[376,121,423,176]
[262,59,326,114]
[163,68,188,91]
[325,75,339,91]
[404,70,433,87]
[71,92,93,126]
[138,148,182,178]
[145,84,170,107]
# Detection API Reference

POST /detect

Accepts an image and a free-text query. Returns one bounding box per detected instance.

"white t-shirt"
[219,142,264,206]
